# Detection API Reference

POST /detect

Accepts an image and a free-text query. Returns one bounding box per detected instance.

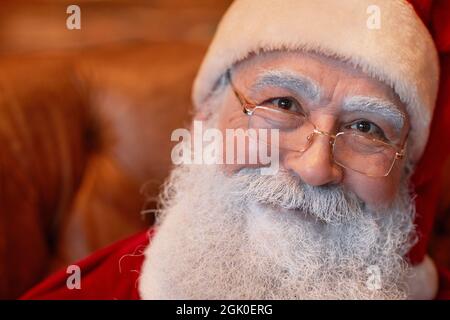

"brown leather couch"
[0,0,235,300]
[0,42,205,298]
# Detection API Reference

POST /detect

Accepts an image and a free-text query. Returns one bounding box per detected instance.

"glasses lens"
[248,107,312,152]
[333,133,397,177]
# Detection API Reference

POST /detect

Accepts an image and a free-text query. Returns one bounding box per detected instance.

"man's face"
[140,51,416,299]
[215,50,410,207]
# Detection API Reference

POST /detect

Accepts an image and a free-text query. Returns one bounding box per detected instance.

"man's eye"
[263,97,302,113]
[347,120,386,140]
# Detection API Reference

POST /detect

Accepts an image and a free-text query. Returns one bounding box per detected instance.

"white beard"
[139,163,416,300]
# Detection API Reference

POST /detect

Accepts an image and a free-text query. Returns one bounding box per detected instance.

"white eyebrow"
[251,70,321,102]
[342,96,406,133]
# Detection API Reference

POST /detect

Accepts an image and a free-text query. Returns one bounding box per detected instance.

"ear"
[193,111,210,122]
[190,110,211,133]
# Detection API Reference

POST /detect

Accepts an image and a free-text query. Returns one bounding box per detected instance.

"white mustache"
[234,168,366,224]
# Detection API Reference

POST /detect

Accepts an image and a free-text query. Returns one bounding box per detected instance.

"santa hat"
[192,0,450,296]
[193,0,440,163]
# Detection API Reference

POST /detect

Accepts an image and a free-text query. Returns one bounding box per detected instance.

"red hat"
[193,0,440,163]
[408,0,450,265]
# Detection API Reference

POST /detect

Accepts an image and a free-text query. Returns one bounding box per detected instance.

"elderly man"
[23,0,450,299]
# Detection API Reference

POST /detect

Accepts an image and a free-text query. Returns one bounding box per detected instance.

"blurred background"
[0,0,448,299]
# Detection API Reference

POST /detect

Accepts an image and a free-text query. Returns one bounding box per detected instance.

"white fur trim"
[192,0,439,162]
[407,255,439,299]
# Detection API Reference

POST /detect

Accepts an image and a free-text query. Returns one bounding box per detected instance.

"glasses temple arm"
[226,69,254,108]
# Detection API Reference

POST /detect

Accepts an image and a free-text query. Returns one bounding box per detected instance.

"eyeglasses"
[227,71,407,177]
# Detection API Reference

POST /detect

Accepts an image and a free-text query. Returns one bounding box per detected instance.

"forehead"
[233,50,406,112]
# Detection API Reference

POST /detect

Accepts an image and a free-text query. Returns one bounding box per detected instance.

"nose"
[284,133,343,187]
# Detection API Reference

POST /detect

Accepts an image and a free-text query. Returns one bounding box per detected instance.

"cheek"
[216,105,282,176]
[342,164,403,208]
[216,105,260,175]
